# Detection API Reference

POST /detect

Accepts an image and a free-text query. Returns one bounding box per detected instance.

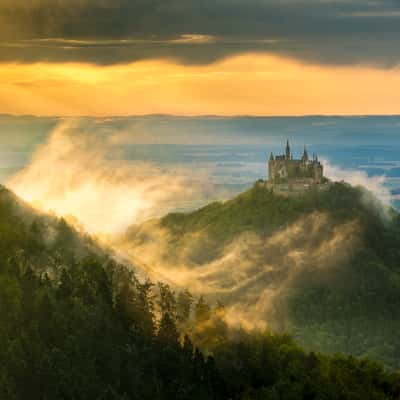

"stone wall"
[268,159,323,185]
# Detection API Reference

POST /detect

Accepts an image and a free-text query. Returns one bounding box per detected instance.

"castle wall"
[268,159,323,184]
[268,181,330,196]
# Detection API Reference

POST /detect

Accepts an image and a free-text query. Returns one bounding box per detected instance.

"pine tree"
[177,289,193,324]
[195,296,211,323]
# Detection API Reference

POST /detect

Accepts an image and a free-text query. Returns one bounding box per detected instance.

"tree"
[195,296,211,323]
[157,312,179,346]
[182,334,194,360]
[177,289,193,324]
[158,283,177,319]
[157,283,179,345]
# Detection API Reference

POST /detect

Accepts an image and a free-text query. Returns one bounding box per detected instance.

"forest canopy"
[1,183,400,399]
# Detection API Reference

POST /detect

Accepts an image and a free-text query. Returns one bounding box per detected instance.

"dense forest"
[125,181,400,369]
[1,184,400,399]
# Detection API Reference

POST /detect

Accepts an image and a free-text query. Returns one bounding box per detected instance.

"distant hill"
[123,181,400,369]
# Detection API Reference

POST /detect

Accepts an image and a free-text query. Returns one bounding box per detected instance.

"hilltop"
[124,181,400,368]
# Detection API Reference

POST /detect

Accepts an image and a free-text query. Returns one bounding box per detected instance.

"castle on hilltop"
[267,140,325,193]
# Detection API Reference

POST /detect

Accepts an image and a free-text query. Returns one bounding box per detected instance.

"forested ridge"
[127,181,400,369]
[1,184,400,399]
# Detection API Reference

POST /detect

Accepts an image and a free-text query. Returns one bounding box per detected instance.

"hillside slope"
[2,185,400,399]
[0,185,107,265]
[123,182,400,368]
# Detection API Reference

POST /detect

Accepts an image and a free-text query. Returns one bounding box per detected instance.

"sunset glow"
[1,55,400,116]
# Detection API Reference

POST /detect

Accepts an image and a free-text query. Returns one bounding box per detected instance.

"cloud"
[117,211,361,331]
[347,11,400,18]
[6,120,214,234]
[323,160,392,206]
[0,1,400,66]
[2,55,400,117]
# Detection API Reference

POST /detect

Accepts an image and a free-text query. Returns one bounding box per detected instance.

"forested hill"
[1,182,400,399]
[0,184,109,269]
[159,181,397,262]
[125,182,400,369]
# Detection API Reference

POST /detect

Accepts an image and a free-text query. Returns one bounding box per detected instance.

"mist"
[117,211,361,331]
[6,120,394,332]
[323,160,391,206]
[7,121,213,234]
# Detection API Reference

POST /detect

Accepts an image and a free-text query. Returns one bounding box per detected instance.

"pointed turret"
[301,145,309,162]
[269,152,274,161]
[285,139,291,160]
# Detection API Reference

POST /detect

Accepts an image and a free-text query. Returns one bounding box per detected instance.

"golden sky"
[1,54,400,116]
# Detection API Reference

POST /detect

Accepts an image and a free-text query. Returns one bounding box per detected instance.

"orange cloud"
[1,54,400,116]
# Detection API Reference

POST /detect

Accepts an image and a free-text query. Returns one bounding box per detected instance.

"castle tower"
[285,140,291,160]
[301,145,309,163]
[268,152,275,181]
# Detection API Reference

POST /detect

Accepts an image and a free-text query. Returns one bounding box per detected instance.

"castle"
[267,140,325,193]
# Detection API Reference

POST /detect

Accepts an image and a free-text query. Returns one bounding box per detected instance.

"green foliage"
[1,183,400,398]
[195,296,211,323]
[177,289,194,325]
[161,181,394,249]
[157,182,400,369]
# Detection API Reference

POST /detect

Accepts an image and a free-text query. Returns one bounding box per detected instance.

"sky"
[1,0,400,116]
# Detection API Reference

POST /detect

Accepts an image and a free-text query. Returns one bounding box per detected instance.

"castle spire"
[269,152,274,161]
[285,139,291,160]
[302,145,309,162]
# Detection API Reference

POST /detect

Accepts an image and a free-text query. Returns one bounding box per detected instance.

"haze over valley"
[1,114,398,231]
[2,1,400,397]
[2,116,400,371]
